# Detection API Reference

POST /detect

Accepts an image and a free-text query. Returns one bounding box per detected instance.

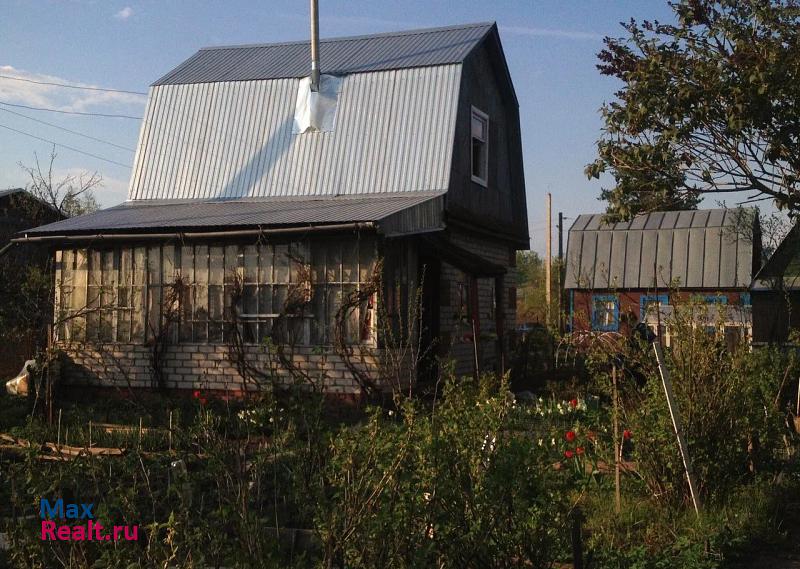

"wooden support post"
[571,508,584,569]
[653,342,701,514]
[545,193,552,328]
[612,365,621,514]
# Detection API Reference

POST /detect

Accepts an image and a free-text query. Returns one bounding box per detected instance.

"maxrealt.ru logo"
[40,499,139,542]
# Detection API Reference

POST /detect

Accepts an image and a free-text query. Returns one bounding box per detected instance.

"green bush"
[316,373,573,568]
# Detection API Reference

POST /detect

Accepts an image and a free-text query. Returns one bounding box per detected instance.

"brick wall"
[438,229,517,377]
[58,342,389,395]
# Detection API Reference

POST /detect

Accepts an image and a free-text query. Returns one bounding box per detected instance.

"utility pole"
[545,193,552,328]
[557,211,564,332]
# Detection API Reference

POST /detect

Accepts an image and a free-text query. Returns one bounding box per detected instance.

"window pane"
[311,285,325,343]
[471,114,486,140]
[244,245,258,283]
[210,246,224,285]
[274,244,289,283]
[163,245,176,284]
[259,244,273,284]
[195,245,208,284]
[342,241,357,283]
[224,244,239,284]
[326,243,341,283]
[359,238,375,283]
[311,242,326,284]
[258,284,273,316]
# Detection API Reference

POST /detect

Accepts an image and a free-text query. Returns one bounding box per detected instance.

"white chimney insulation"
[293,74,342,134]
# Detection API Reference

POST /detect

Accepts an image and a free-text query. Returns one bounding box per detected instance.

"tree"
[20,147,101,218]
[516,251,561,325]
[586,0,800,221]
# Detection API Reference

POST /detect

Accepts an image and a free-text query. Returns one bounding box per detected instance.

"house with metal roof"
[564,209,760,348]
[18,22,529,396]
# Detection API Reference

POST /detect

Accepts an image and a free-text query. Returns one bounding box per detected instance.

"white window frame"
[470,106,489,187]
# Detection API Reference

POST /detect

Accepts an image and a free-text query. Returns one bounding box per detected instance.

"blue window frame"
[639,294,669,320]
[703,294,728,305]
[591,294,619,331]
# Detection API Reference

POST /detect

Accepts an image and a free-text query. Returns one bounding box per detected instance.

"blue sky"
[0,0,678,253]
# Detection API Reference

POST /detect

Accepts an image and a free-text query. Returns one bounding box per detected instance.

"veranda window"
[55,236,376,346]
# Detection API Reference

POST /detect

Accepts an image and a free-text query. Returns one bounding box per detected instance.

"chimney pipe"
[310,0,320,92]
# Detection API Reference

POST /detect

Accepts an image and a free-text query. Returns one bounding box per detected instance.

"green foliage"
[587,0,800,220]
[317,373,572,568]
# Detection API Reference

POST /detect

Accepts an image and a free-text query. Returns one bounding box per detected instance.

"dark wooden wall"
[446,31,529,246]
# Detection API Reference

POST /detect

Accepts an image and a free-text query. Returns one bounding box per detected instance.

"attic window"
[471,106,489,186]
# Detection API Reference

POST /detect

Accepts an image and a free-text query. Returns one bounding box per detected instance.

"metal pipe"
[310,0,320,92]
[12,222,375,244]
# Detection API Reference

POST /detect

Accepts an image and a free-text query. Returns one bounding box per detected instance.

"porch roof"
[16,192,444,240]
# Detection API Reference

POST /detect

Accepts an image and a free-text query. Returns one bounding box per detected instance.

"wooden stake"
[57,409,62,447]
[545,192,552,327]
[472,319,480,379]
[612,365,621,515]
[169,411,173,452]
[88,420,92,448]
[653,342,701,515]
[796,375,800,417]
[138,417,143,449]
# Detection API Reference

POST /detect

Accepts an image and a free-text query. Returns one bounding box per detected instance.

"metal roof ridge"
[196,22,496,52]
[121,190,447,208]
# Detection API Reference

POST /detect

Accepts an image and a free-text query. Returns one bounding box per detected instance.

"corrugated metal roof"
[128,65,461,201]
[21,192,444,236]
[0,188,24,199]
[154,22,494,85]
[564,209,756,290]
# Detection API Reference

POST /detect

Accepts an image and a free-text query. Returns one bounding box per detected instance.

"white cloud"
[0,64,147,113]
[499,25,604,41]
[114,6,134,20]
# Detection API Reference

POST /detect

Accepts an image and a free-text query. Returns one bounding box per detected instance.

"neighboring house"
[16,22,529,395]
[750,222,800,344]
[0,188,62,378]
[564,209,759,348]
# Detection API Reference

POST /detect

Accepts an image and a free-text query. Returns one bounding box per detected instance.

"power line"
[0,100,142,120]
[0,106,136,152]
[0,74,147,96]
[0,122,132,169]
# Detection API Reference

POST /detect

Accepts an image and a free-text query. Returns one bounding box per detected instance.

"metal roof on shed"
[21,192,444,237]
[564,209,757,290]
[154,22,495,85]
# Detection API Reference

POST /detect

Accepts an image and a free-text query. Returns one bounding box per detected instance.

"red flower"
[564,450,574,459]
[623,429,632,440]
[569,398,578,408]
[192,390,201,399]
[576,446,585,455]
[565,430,576,443]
